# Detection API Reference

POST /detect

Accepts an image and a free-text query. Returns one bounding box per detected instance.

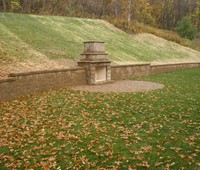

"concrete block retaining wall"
[0,62,200,102]
[0,68,86,102]
[150,62,200,75]
[111,63,150,80]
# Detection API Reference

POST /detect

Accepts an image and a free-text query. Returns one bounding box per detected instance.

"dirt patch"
[71,80,164,93]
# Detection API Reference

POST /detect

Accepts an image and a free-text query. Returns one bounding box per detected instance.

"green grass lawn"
[0,12,200,65]
[0,68,200,169]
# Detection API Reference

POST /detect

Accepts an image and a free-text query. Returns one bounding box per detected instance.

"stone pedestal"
[78,41,112,85]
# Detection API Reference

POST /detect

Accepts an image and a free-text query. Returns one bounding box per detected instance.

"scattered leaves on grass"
[0,69,200,169]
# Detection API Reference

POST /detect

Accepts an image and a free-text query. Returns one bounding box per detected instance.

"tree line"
[1,0,200,31]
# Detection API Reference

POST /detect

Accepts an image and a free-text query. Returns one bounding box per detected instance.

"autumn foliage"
[1,0,200,32]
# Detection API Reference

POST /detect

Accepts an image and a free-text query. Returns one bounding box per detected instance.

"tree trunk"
[2,0,6,12]
[128,0,132,25]
[21,0,31,13]
[98,0,111,19]
[115,0,118,17]
[197,2,200,31]
[51,0,60,14]
[68,0,72,8]
[43,0,46,8]
[68,0,72,14]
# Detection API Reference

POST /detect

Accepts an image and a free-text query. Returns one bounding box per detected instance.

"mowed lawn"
[1,13,200,64]
[0,69,200,169]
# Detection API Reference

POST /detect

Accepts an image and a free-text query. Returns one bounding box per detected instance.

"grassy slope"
[0,69,199,169]
[0,12,200,65]
[190,37,200,51]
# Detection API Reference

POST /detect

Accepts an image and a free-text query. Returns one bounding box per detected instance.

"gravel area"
[71,80,164,93]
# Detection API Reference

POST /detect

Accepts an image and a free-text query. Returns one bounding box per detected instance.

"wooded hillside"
[1,0,200,31]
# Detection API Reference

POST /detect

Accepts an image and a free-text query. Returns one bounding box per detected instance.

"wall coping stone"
[9,67,85,77]
[0,78,16,83]
[5,62,200,78]
[81,52,108,55]
[78,61,111,64]
[111,63,150,68]
[151,62,200,67]
[84,41,105,43]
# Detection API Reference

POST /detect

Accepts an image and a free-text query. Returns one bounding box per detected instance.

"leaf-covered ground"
[0,69,200,169]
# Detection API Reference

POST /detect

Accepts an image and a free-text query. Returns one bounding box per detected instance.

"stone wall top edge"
[0,78,16,83]
[151,62,200,67]
[81,52,108,55]
[9,67,85,77]
[84,41,105,43]
[111,63,151,68]
[78,61,111,64]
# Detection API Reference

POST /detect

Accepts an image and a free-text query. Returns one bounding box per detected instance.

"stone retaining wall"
[0,62,200,102]
[111,63,150,80]
[150,62,200,75]
[0,68,86,102]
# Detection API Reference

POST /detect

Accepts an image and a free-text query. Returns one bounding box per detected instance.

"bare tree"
[114,0,119,17]
[98,0,112,18]
[68,0,71,13]
[2,0,6,12]
[128,0,133,24]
